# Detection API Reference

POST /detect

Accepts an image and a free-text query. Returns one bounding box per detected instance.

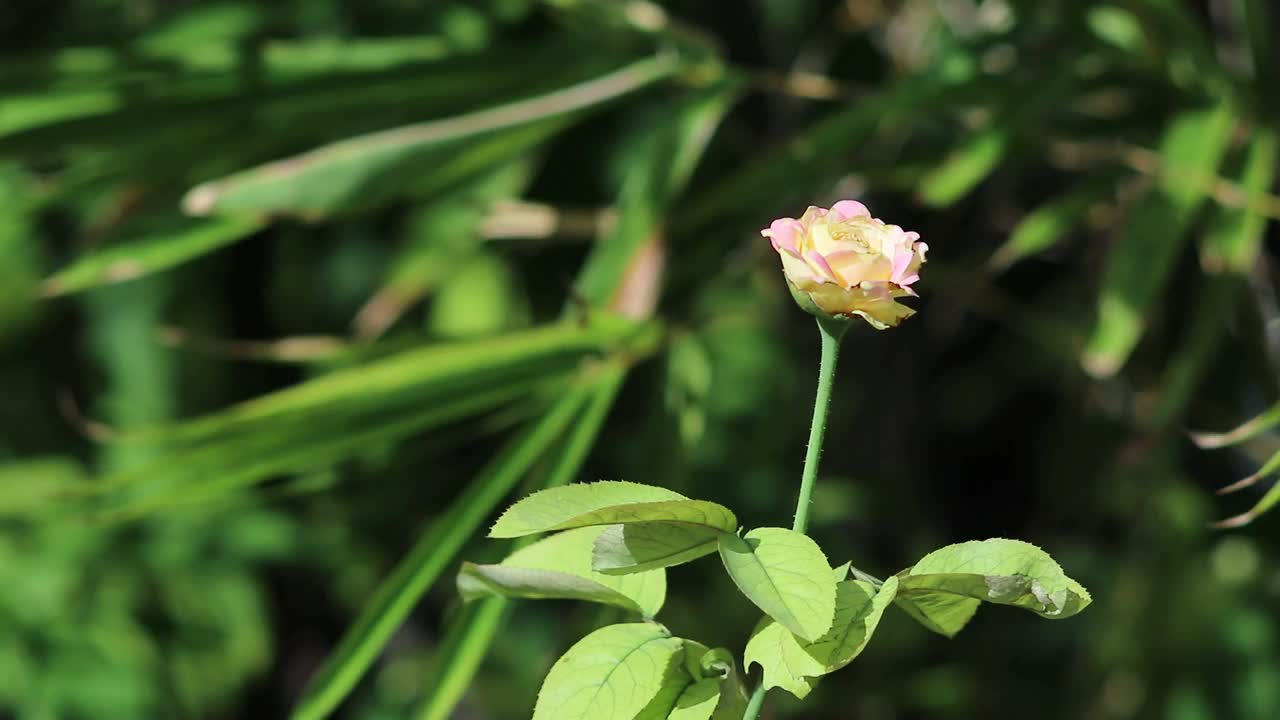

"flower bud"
[761,200,927,329]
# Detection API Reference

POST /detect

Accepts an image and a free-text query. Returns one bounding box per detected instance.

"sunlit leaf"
[1200,131,1278,274]
[141,317,646,446]
[919,129,1008,208]
[1215,478,1280,529]
[988,171,1122,271]
[532,623,683,720]
[894,539,1092,638]
[290,388,591,720]
[41,216,264,296]
[592,522,720,575]
[0,457,87,517]
[717,528,836,642]
[1189,400,1280,449]
[416,363,627,720]
[490,481,736,538]
[744,576,898,699]
[1082,105,1235,377]
[573,81,741,312]
[184,53,678,218]
[458,526,666,616]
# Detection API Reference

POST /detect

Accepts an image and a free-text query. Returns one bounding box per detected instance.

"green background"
[1,0,1278,718]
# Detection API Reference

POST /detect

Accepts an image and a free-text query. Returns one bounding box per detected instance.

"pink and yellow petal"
[828,200,871,221]
[762,218,805,254]
[826,250,892,286]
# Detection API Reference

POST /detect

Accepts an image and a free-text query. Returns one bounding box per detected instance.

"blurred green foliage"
[3,0,1280,718]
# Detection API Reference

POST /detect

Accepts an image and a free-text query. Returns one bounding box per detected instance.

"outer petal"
[762,218,805,254]
[798,206,828,225]
[851,283,916,329]
[852,301,916,329]
[779,247,820,285]
[907,241,929,275]
[828,200,871,221]
[803,282,860,316]
[889,245,916,285]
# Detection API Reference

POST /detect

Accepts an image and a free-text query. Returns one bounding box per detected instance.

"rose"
[762,200,927,329]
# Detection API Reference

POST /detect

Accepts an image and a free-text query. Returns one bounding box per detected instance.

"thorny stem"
[792,317,845,534]
[742,316,848,720]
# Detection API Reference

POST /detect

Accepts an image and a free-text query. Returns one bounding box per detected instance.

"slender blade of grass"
[289,384,592,720]
[414,361,627,720]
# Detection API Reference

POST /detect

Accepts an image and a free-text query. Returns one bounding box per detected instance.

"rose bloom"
[762,200,927,329]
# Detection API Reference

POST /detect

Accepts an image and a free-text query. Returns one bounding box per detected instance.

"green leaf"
[637,677,722,720]
[429,252,529,338]
[668,679,722,720]
[894,539,1092,638]
[290,388,591,720]
[988,170,1123,271]
[139,316,645,446]
[358,160,533,338]
[717,528,836,642]
[412,598,508,720]
[744,576,898,699]
[1131,0,1230,95]
[1200,131,1278,274]
[592,522,720,575]
[184,53,677,219]
[458,526,666,617]
[489,481,737,538]
[1190,400,1280,449]
[1215,478,1280,529]
[412,329,630,720]
[920,60,1076,209]
[0,457,87,517]
[1082,105,1235,377]
[532,623,683,720]
[919,129,1008,208]
[1088,6,1144,50]
[634,640,743,720]
[98,381,541,519]
[40,216,264,296]
[573,81,741,311]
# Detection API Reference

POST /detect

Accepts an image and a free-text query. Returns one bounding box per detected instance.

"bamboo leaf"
[96,380,540,519]
[1215,477,1280,529]
[1190,401,1280,449]
[919,129,1008,208]
[1082,105,1235,377]
[1200,131,1278,274]
[415,365,626,720]
[989,171,1122,271]
[143,317,646,445]
[289,387,590,720]
[184,53,678,219]
[573,81,741,311]
[41,216,264,296]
